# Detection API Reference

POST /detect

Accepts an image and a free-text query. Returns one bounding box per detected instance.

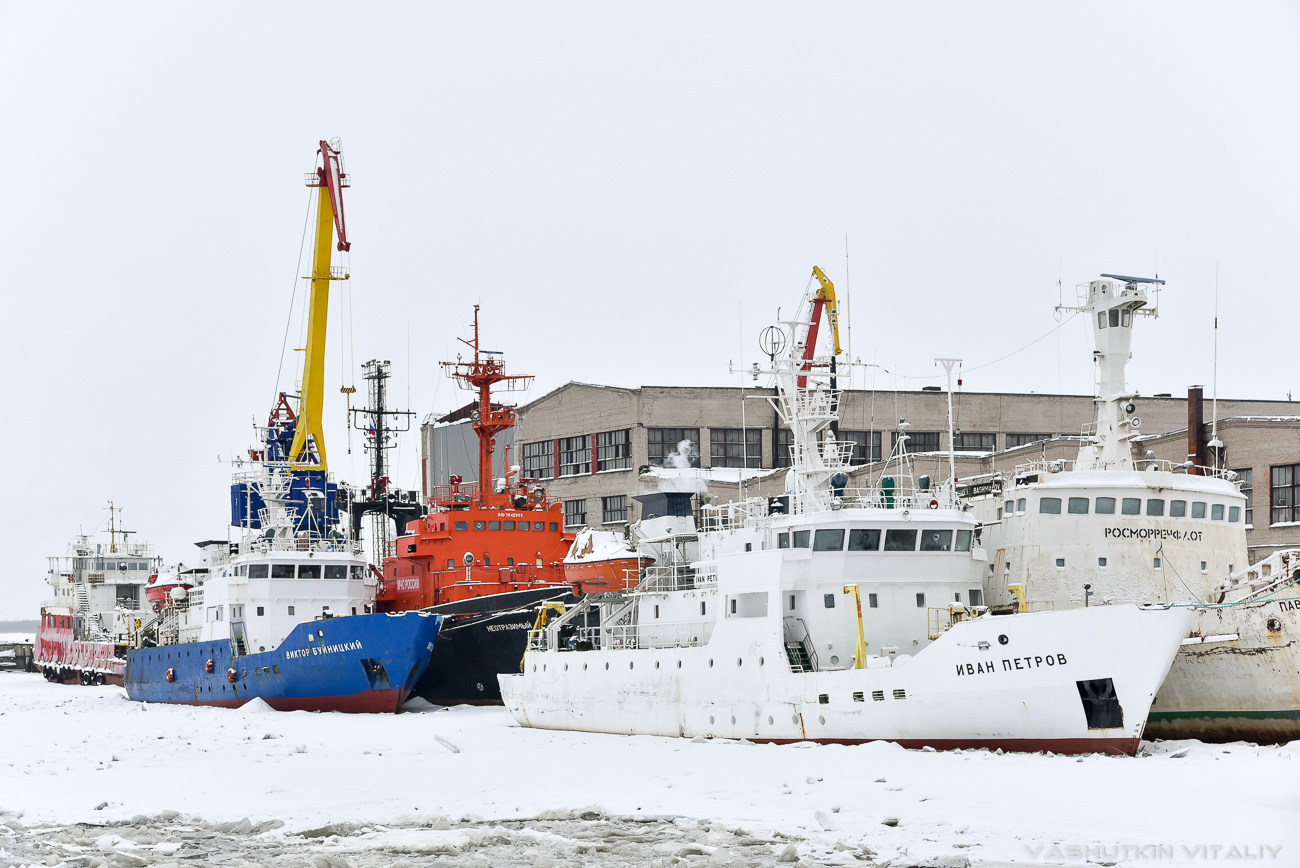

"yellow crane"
[287,140,351,475]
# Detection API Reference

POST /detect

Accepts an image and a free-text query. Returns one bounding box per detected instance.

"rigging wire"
[895,311,1082,384]
[273,189,315,406]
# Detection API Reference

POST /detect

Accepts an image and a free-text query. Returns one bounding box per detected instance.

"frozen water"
[1,673,1296,866]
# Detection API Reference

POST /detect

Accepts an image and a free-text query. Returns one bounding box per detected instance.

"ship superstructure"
[972,275,1300,741]
[36,505,163,685]
[121,140,441,712]
[376,306,577,703]
[500,268,1192,755]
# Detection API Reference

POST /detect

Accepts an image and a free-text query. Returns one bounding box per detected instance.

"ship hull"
[501,605,1191,756]
[34,610,125,686]
[1146,585,1300,742]
[124,611,441,714]
[413,586,579,705]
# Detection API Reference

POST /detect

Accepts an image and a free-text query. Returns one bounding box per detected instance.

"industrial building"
[421,383,1300,563]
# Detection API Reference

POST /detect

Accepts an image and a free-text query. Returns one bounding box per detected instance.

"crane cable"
[272,188,316,406]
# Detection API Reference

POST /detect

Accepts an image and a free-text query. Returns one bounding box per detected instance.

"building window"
[1272,464,1300,524]
[564,498,587,527]
[521,440,554,480]
[1236,469,1253,525]
[1007,433,1051,448]
[558,435,591,477]
[892,431,941,453]
[842,430,882,464]
[602,495,627,524]
[953,433,996,452]
[710,429,761,468]
[776,429,794,467]
[648,428,700,467]
[596,429,631,472]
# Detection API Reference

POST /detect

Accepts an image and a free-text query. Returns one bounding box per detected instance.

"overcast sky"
[2,3,1297,618]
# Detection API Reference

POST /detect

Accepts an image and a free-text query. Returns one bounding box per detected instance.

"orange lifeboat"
[563,529,653,596]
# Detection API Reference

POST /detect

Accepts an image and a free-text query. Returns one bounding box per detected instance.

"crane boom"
[797,265,842,388]
[287,139,351,474]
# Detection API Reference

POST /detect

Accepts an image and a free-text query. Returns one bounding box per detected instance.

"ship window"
[1039,498,1062,515]
[824,594,836,608]
[1097,311,1107,329]
[955,529,972,552]
[1147,499,1165,516]
[1056,558,1065,568]
[868,593,878,608]
[406,544,416,553]
[530,521,542,531]
[789,594,796,610]
[1122,498,1141,515]
[1068,497,1089,514]
[1211,504,1225,520]
[324,565,347,579]
[271,564,295,579]
[920,530,952,551]
[549,522,558,532]
[1201,561,1208,572]
[654,605,659,618]
[474,521,486,531]
[1122,309,1131,327]
[1154,557,1162,569]
[518,522,529,532]
[778,533,790,549]
[969,589,983,607]
[249,564,269,579]
[1005,500,1014,513]
[489,521,501,531]
[1191,501,1207,518]
[916,593,925,608]
[447,559,454,568]
[792,530,811,548]
[1229,506,1241,522]
[1016,498,1026,513]
[298,564,321,579]
[1109,309,1120,327]
[1170,500,1187,517]
[700,601,706,616]
[455,521,468,532]
[507,557,514,566]
[813,529,845,551]
[287,606,295,616]
[848,529,880,551]
[884,529,917,551]
[483,554,491,566]
[256,606,264,616]
[504,521,516,530]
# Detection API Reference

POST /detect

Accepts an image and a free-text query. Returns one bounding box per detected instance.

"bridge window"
[1229,506,1241,522]
[324,565,347,579]
[813,529,845,551]
[1068,497,1089,514]
[298,564,320,579]
[1039,498,1062,515]
[488,521,501,531]
[884,529,917,551]
[778,533,790,549]
[503,521,516,530]
[1170,500,1187,517]
[1146,499,1165,517]
[920,530,952,551]
[455,521,468,531]
[793,530,811,548]
[1211,504,1225,521]
[271,564,295,579]
[1191,501,1207,518]
[1122,498,1141,515]
[248,564,269,579]
[848,529,880,551]
[955,529,973,552]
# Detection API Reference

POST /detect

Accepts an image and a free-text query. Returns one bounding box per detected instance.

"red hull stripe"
[744,736,1140,757]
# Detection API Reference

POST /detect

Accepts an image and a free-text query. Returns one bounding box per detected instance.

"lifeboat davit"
[145,571,193,609]
[563,529,653,596]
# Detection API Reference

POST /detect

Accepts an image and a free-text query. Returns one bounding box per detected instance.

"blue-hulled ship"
[124,139,441,713]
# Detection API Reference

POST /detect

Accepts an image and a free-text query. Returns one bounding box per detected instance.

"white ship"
[499,269,1192,755]
[971,274,1300,741]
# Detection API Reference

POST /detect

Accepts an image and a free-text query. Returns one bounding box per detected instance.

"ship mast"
[443,306,534,508]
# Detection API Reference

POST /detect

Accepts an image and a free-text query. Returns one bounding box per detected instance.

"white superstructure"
[500,276,1192,755]
[972,275,1300,741]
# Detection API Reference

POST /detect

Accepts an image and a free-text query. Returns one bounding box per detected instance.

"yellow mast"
[288,140,350,474]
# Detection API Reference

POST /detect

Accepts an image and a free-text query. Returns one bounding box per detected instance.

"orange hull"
[564,556,652,595]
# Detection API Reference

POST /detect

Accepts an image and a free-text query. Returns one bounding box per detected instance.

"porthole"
[737,658,743,667]
[542,664,546,672]
[605,662,610,670]
[655,661,660,669]
[629,661,634,669]
[709,715,715,724]
[564,664,568,671]
[792,714,799,724]
[768,715,774,725]
[819,715,826,725]
[532,664,536,672]
[709,659,714,668]
[731,716,736,724]
[998,634,1009,646]
[760,657,764,666]
[677,660,682,668]
[1267,618,1283,634]
[583,663,588,671]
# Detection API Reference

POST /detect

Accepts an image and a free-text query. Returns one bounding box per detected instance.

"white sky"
[2,3,1298,618]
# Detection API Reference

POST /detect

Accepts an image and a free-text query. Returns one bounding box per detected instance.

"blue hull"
[124,611,442,713]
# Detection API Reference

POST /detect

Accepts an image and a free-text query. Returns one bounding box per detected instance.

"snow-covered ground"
[1,673,1295,867]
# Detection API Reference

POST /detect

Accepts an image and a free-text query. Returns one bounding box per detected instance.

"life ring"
[227,668,237,684]
[929,499,939,509]
[205,659,214,674]
[165,668,175,683]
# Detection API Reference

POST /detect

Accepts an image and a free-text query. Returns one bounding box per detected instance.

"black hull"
[412,587,579,705]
